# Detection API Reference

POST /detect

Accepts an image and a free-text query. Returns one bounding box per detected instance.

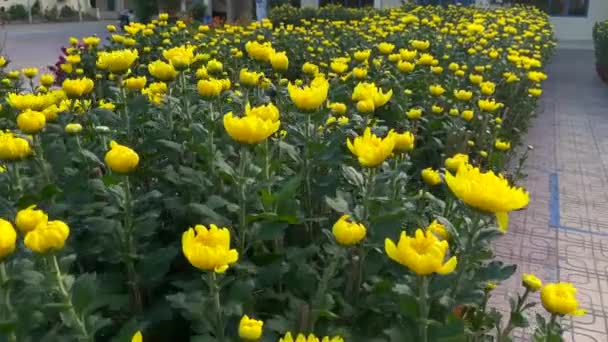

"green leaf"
[325,194,349,214]
[188,203,230,226]
[510,311,529,328]
[256,221,288,241]
[341,165,365,188]
[397,293,418,318]
[475,261,517,282]
[138,246,179,287]
[71,273,99,313]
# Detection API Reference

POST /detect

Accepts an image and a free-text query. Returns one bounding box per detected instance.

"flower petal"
[437,256,458,274]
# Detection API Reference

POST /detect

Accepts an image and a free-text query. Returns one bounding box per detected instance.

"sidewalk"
[1,21,111,69]
[491,48,608,341]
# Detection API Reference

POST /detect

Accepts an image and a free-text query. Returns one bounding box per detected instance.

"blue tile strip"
[548,172,608,236]
[549,173,561,227]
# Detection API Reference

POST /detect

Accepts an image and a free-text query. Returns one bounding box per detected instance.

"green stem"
[123,176,142,315]
[120,84,131,139]
[303,114,314,234]
[33,135,52,185]
[499,288,530,340]
[451,212,482,297]
[209,273,225,341]
[49,255,92,341]
[0,262,17,342]
[390,155,400,200]
[208,102,216,176]
[417,275,429,342]
[9,163,22,198]
[363,167,376,224]
[546,314,558,342]
[238,147,248,253]
[310,255,340,331]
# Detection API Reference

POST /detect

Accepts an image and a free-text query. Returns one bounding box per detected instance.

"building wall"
[0,0,92,11]
[551,0,608,41]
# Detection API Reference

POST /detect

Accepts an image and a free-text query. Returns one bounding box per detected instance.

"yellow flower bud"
[238,315,264,341]
[421,167,441,186]
[124,76,147,91]
[0,219,17,260]
[104,141,140,174]
[22,67,38,78]
[65,123,83,134]
[24,220,70,254]
[17,109,46,134]
[522,273,542,292]
[16,205,48,234]
[332,215,366,246]
[406,108,423,120]
[445,153,469,172]
[197,79,223,97]
[270,51,289,72]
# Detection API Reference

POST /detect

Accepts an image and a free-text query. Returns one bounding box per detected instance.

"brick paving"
[490,48,608,341]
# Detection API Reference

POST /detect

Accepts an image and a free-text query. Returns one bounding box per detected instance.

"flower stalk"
[122,176,142,315]
[49,255,92,341]
[500,288,531,340]
[238,147,249,252]
[418,275,430,342]
[208,273,225,341]
[0,262,17,342]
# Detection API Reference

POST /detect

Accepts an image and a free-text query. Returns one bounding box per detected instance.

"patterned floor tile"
[494,49,608,342]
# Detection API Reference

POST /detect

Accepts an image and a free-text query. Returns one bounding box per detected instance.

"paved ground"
[0,21,111,70]
[491,48,608,341]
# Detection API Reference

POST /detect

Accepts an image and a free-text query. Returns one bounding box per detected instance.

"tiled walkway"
[491,49,608,341]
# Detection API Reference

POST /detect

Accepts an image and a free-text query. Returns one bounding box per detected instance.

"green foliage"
[593,20,608,81]
[269,4,380,25]
[59,5,77,19]
[135,0,158,23]
[7,4,28,21]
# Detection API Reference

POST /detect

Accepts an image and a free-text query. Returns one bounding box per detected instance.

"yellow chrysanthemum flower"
[0,131,32,161]
[245,102,279,122]
[148,60,179,81]
[390,130,415,152]
[288,76,329,111]
[223,112,280,144]
[163,45,196,69]
[541,282,586,316]
[62,78,94,98]
[445,164,530,231]
[97,49,138,73]
[182,224,239,273]
[346,127,395,167]
[385,229,457,276]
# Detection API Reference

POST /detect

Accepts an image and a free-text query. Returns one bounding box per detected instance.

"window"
[511,0,589,17]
